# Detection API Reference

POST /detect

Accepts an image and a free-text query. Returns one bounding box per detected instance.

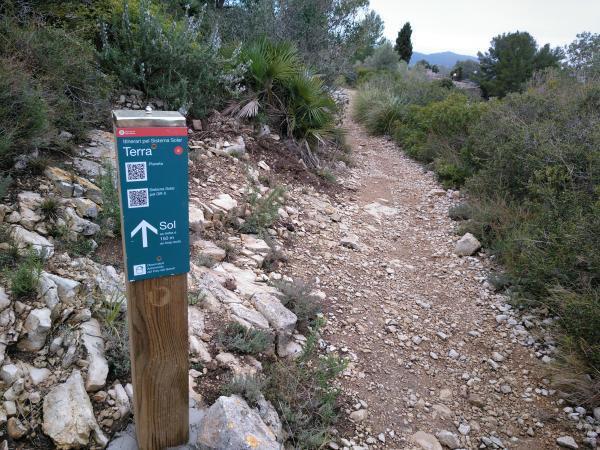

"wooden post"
[126,274,189,449]
[112,110,190,449]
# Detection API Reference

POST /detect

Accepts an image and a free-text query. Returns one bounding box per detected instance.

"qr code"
[127,188,149,208]
[125,162,147,182]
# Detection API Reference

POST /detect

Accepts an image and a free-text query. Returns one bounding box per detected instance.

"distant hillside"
[410,51,477,68]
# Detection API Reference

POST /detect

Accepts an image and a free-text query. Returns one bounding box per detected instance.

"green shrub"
[392,93,487,187]
[353,71,453,136]
[464,73,600,370]
[64,237,96,257]
[97,162,121,238]
[353,81,406,135]
[100,0,235,118]
[265,319,346,449]
[99,290,130,379]
[40,198,59,221]
[222,375,266,407]
[0,225,19,269]
[235,38,337,146]
[0,61,47,165]
[360,42,399,72]
[23,0,118,40]
[0,17,111,140]
[9,254,42,299]
[448,203,473,221]
[217,322,273,355]
[240,185,285,234]
[275,279,322,333]
[556,289,600,370]
[0,174,12,199]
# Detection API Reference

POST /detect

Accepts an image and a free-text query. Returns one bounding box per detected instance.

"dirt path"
[284,94,574,449]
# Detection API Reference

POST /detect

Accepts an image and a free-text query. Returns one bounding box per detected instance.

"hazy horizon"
[370,0,600,56]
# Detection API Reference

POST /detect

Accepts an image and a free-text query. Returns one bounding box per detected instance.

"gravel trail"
[284,94,573,449]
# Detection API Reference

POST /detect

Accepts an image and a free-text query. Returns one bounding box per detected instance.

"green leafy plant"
[217,322,273,355]
[229,38,337,155]
[64,237,95,257]
[100,0,236,118]
[0,15,111,144]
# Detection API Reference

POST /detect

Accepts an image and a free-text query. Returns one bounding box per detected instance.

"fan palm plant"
[226,38,337,149]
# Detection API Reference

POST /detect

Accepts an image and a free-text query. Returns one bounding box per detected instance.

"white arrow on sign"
[130,220,158,248]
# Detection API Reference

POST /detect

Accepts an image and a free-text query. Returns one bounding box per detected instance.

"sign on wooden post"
[112,110,190,449]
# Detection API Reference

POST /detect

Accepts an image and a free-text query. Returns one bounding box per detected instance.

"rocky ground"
[0,92,598,450]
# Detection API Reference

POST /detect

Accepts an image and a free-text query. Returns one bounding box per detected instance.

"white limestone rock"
[80,319,108,392]
[197,396,281,450]
[42,370,107,448]
[454,233,481,256]
[251,293,297,356]
[44,273,80,303]
[411,431,443,450]
[210,193,238,213]
[17,308,52,351]
[11,225,54,257]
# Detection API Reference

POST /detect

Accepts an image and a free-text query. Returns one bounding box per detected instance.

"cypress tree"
[395,22,413,63]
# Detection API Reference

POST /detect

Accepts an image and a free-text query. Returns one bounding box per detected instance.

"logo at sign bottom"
[133,264,147,276]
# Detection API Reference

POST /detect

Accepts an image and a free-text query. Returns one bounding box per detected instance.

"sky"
[369,0,600,56]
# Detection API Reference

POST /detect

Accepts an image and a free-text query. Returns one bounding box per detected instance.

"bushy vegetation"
[229,39,337,148]
[264,320,346,449]
[353,71,454,135]
[0,15,111,149]
[202,0,384,83]
[361,41,399,72]
[222,374,266,407]
[354,67,600,375]
[217,322,273,355]
[394,92,487,186]
[100,0,238,118]
[0,8,110,181]
[275,279,322,333]
[240,185,286,234]
[97,162,121,238]
[9,252,43,299]
[477,31,562,98]
[98,290,130,380]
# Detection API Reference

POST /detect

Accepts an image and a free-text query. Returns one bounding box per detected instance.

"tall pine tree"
[395,22,413,63]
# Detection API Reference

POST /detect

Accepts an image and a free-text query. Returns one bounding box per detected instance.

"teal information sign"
[115,126,190,281]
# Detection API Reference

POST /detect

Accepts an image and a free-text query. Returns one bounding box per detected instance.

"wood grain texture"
[126,274,189,449]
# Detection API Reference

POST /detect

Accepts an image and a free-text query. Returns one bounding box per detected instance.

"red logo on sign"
[174,146,184,155]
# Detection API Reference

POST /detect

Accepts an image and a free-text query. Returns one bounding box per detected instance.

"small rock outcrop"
[411,431,442,450]
[454,232,481,256]
[17,308,52,351]
[196,396,282,450]
[80,319,109,392]
[42,370,107,448]
[252,293,296,356]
